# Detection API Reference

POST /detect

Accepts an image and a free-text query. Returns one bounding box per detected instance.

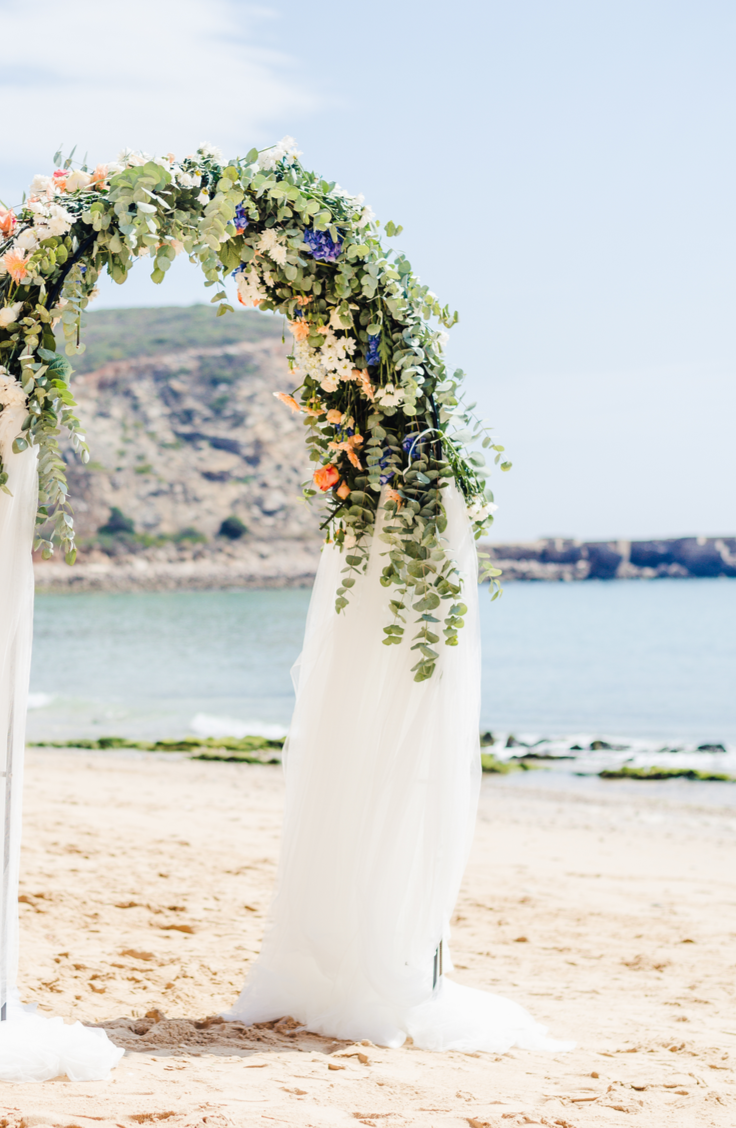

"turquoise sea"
[28,580,736,768]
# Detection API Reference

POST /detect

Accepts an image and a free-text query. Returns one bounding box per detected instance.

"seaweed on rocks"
[599,765,735,782]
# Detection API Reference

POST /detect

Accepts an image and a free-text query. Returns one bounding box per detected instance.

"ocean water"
[28,579,736,771]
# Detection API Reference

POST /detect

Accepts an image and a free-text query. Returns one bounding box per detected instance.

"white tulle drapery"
[226,485,573,1053]
[0,404,124,1083]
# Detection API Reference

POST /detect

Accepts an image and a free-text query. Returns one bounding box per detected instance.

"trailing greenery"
[599,765,735,782]
[1,138,508,678]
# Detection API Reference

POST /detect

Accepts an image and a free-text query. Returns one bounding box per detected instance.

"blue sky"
[1,0,734,540]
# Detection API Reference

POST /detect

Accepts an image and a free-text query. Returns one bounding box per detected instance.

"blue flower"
[402,433,425,460]
[366,334,380,366]
[303,228,343,262]
[379,451,395,484]
[234,204,249,233]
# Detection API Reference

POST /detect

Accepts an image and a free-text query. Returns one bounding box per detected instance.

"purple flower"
[303,228,342,262]
[366,334,380,366]
[234,204,249,233]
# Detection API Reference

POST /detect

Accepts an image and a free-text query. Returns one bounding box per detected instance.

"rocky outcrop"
[480,536,736,581]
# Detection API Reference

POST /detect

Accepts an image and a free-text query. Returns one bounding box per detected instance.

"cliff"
[34,305,324,591]
[31,306,735,592]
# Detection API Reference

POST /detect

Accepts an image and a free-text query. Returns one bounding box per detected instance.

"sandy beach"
[3,749,735,1126]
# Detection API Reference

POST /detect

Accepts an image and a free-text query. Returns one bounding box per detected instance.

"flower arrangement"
[0,139,509,680]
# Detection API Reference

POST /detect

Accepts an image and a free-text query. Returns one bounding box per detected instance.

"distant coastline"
[34,533,736,592]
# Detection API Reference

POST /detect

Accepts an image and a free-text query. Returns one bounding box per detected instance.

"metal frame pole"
[0,638,15,1022]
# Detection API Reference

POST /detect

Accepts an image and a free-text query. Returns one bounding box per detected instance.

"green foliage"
[218,514,247,539]
[599,765,735,782]
[97,506,135,535]
[1,139,509,677]
[29,733,285,760]
[480,752,530,774]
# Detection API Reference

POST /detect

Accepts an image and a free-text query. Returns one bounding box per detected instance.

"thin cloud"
[0,0,316,176]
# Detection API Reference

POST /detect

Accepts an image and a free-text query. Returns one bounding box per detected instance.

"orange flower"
[328,433,363,471]
[386,488,402,508]
[296,295,312,306]
[3,249,29,283]
[52,168,68,191]
[336,481,350,500]
[0,208,16,237]
[90,163,109,186]
[354,368,375,400]
[237,291,260,308]
[326,409,343,424]
[290,319,310,341]
[274,391,302,413]
[314,464,340,491]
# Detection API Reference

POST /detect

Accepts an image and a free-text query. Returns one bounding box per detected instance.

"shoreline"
[34,536,736,593]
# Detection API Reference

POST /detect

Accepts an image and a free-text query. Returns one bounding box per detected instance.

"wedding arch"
[0,139,518,1081]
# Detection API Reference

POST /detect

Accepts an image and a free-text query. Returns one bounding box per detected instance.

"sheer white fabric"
[226,485,573,1053]
[0,405,123,1082]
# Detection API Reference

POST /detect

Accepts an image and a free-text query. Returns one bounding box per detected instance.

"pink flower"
[0,208,17,237]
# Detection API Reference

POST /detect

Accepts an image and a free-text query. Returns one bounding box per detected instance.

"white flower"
[118,149,150,167]
[28,174,52,197]
[44,204,74,237]
[198,142,224,163]
[65,169,92,192]
[0,371,27,407]
[374,383,405,408]
[436,331,449,352]
[357,204,376,228]
[291,328,357,392]
[0,302,23,328]
[258,229,288,265]
[343,533,357,549]
[106,161,125,174]
[467,498,498,523]
[235,266,267,307]
[257,135,302,171]
[196,190,209,205]
[15,228,39,251]
[177,170,201,189]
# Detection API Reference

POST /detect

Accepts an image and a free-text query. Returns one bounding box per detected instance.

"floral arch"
[0,138,508,680]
